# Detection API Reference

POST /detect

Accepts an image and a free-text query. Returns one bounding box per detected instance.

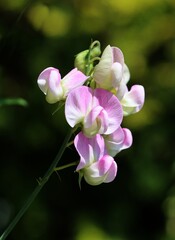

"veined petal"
[121,85,145,116]
[104,127,133,157]
[65,86,93,127]
[74,132,105,171]
[94,88,123,134]
[62,68,88,97]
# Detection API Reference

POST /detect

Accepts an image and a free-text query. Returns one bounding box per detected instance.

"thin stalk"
[54,161,78,171]
[0,128,73,240]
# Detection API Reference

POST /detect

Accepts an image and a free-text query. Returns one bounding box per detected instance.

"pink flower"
[37,67,88,104]
[120,85,145,116]
[93,45,130,90]
[74,132,117,185]
[104,127,133,157]
[65,86,123,137]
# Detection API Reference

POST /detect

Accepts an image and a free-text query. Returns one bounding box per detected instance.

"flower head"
[74,132,117,185]
[65,86,123,137]
[37,67,88,104]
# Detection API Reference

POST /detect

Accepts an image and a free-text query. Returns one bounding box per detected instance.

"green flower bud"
[74,50,89,73]
[74,41,101,75]
[89,44,101,59]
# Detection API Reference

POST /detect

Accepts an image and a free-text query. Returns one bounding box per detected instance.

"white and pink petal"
[121,85,145,116]
[62,68,88,97]
[104,127,133,157]
[82,155,117,185]
[65,86,93,128]
[74,132,105,171]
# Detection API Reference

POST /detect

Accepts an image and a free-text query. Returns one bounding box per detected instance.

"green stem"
[54,161,78,171]
[67,140,74,148]
[0,128,73,240]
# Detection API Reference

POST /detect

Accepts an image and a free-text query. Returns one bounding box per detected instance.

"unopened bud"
[74,41,101,74]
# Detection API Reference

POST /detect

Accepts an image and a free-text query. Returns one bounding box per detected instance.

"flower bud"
[74,50,91,73]
[74,41,101,74]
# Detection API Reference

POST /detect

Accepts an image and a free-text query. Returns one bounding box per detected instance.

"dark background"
[0,0,175,239]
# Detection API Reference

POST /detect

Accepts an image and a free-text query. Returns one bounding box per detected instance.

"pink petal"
[62,68,88,96]
[83,106,109,136]
[111,47,124,66]
[65,86,93,127]
[37,67,61,94]
[98,155,117,177]
[82,155,117,185]
[74,132,105,171]
[121,85,145,116]
[94,88,123,134]
[37,67,64,103]
[104,127,133,157]
[101,156,117,183]
[111,62,123,88]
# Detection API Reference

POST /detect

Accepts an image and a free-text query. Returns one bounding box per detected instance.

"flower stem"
[54,161,78,171]
[0,128,73,240]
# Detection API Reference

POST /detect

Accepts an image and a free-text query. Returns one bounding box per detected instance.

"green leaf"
[0,98,28,107]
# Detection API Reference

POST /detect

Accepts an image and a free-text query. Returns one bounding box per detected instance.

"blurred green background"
[0,0,175,239]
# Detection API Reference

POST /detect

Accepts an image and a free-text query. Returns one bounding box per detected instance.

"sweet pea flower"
[104,127,133,157]
[37,67,88,104]
[93,45,130,90]
[74,132,117,186]
[65,86,123,137]
[120,85,145,116]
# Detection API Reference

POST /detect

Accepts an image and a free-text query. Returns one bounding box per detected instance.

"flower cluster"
[37,41,145,186]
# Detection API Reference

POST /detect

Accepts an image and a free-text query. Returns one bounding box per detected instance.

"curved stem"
[0,128,73,240]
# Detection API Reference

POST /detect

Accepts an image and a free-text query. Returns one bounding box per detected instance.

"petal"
[121,85,145,116]
[111,62,123,88]
[122,64,130,84]
[46,73,63,103]
[111,47,124,66]
[93,45,113,88]
[93,46,126,91]
[37,67,61,94]
[101,156,117,183]
[115,82,128,100]
[62,68,88,97]
[83,106,109,136]
[83,155,117,185]
[104,127,133,157]
[94,88,123,134]
[84,106,104,128]
[74,132,105,171]
[37,67,64,104]
[65,86,93,127]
